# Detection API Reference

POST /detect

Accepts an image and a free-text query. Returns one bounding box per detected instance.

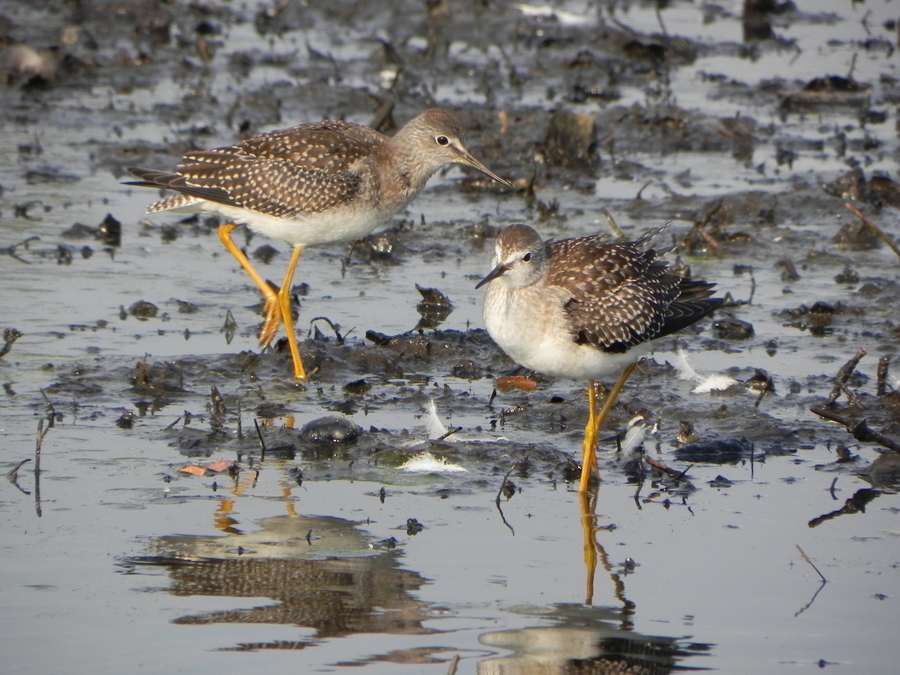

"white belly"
[483,283,647,381]
[182,202,395,248]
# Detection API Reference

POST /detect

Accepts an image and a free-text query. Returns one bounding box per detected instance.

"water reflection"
[127,507,432,651]
[580,490,632,614]
[121,478,716,665]
[479,604,712,674]
[495,489,713,673]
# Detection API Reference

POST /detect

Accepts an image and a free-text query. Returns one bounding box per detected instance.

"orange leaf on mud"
[496,375,538,391]
[204,460,236,473]
[178,464,207,476]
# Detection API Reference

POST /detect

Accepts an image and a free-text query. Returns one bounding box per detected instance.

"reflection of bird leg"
[215,477,303,532]
[580,489,599,606]
[214,499,241,534]
[579,487,635,625]
[579,363,638,493]
[281,481,299,518]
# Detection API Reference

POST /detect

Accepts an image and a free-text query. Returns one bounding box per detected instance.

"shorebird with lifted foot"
[127,108,511,380]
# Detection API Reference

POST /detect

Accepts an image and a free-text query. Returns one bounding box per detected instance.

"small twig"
[487,388,497,407]
[839,382,862,408]
[164,415,183,431]
[0,236,39,264]
[40,388,57,427]
[494,461,523,536]
[634,180,653,201]
[253,418,267,460]
[844,203,900,261]
[776,258,801,281]
[495,464,518,505]
[35,419,49,518]
[655,5,668,37]
[35,418,50,457]
[826,349,866,405]
[810,405,900,453]
[369,99,395,133]
[828,477,839,500]
[796,545,827,583]
[209,386,226,435]
[752,375,774,409]
[876,356,892,396]
[435,426,462,442]
[600,207,626,241]
[643,455,688,479]
[695,224,723,252]
[6,458,32,494]
[6,458,31,481]
[445,654,460,675]
[847,52,858,79]
[309,316,348,343]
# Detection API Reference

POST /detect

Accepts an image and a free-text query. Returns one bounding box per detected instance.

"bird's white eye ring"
[523,253,532,262]
[436,135,449,146]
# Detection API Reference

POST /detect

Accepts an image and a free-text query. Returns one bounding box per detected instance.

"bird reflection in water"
[126,476,431,650]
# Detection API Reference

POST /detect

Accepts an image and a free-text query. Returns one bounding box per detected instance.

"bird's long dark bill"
[461,154,513,188]
[475,264,507,289]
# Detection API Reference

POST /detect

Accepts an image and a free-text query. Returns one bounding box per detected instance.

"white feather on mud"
[400,452,468,473]
[425,399,448,440]
[620,417,648,456]
[673,349,738,393]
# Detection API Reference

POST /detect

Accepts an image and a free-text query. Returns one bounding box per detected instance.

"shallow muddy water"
[2,0,899,673]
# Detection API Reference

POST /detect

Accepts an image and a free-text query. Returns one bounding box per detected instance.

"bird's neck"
[379,142,440,206]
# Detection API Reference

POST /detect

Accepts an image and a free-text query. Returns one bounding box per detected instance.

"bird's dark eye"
[436,135,449,146]
[522,253,532,262]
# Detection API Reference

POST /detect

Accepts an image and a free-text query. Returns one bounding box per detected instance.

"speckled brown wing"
[128,121,382,218]
[547,235,719,353]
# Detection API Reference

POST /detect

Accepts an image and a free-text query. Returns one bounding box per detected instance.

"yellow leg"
[218,223,280,334]
[578,363,638,493]
[217,224,306,380]
[278,245,306,380]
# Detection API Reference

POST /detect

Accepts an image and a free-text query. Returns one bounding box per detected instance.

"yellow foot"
[259,292,282,348]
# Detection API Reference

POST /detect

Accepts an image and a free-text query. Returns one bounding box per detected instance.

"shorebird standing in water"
[127,108,511,380]
[477,224,722,492]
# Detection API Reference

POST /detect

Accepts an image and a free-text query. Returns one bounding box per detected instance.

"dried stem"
[810,405,900,453]
[796,544,827,583]
[826,349,866,405]
[876,356,892,396]
[844,203,900,261]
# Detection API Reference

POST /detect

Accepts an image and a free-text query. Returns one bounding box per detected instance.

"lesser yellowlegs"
[127,108,511,380]
[477,224,721,492]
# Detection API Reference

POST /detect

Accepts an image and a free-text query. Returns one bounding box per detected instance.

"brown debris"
[178,459,238,476]
[543,109,598,173]
[843,203,900,261]
[808,488,881,528]
[496,375,538,392]
[810,349,900,454]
